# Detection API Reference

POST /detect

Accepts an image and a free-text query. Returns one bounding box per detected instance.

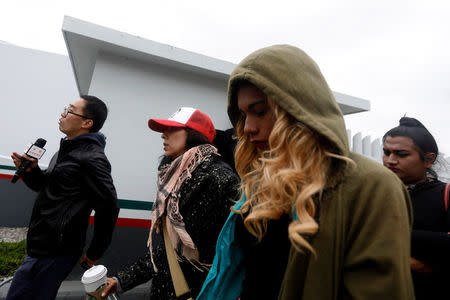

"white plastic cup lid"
[81,265,108,284]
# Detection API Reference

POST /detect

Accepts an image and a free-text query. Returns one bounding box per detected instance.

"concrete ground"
[0,279,151,299]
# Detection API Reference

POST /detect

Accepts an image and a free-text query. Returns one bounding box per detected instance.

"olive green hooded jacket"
[227,45,414,300]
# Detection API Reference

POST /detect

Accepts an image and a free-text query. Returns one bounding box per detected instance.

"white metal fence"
[347,130,382,163]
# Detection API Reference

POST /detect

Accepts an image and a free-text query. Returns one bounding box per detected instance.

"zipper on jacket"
[58,210,69,246]
[58,218,66,245]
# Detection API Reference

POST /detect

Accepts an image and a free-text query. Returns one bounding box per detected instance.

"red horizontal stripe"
[0,174,20,180]
[2,175,150,228]
[89,216,151,228]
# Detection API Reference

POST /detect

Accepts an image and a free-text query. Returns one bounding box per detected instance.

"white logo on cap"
[168,107,196,124]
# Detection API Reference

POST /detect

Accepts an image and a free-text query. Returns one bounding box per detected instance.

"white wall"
[88,51,232,202]
[0,43,78,165]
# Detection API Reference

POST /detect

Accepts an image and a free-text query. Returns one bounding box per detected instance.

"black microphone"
[11,138,47,183]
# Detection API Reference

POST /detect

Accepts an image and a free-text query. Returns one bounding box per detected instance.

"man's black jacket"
[22,133,119,260]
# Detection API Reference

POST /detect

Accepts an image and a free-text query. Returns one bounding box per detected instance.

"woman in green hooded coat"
[197,45,414,300]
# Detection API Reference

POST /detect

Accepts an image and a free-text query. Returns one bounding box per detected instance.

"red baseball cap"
[148,107,216,142]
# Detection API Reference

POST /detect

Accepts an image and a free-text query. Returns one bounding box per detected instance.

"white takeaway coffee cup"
[81,265,109,300]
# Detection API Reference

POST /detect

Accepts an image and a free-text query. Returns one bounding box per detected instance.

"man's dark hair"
[185,127,212,150]
[383,117,439,178]
[80,95,108,132]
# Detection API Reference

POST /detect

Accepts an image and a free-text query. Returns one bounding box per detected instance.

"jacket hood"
[71,132,107,149]
[227,44,349,157]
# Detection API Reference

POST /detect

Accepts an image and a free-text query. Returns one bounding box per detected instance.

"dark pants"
[6,255,79,300]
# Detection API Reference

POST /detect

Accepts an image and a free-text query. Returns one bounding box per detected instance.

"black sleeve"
[21,166,46,191]
[410,185,450,267]
[411,230,450,267]
[83,153,120,260]
[115,252,154,293]
[21,151,60,191]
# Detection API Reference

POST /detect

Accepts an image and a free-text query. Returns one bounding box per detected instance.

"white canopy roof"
[62,16,370,115]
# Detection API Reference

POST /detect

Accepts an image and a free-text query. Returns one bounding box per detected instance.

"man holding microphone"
[7,95,119,300]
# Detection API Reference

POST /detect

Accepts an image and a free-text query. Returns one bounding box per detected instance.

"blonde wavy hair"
[234,100,349,255]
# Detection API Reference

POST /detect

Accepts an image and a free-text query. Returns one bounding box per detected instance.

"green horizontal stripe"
[0,165,153,211]
[118,199,153,211]
[0,164,16,171]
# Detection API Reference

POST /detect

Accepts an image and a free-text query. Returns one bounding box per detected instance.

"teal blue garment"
[196,196,246,300]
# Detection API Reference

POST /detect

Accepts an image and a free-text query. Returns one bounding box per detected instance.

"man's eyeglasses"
[62,107,90,119]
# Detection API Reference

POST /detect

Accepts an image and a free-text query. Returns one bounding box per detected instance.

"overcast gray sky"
[1,0,449,155]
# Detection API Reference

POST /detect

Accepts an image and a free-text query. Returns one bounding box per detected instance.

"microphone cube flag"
[26,144,46,159]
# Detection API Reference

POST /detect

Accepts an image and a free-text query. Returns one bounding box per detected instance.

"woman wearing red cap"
[103,107,240,300]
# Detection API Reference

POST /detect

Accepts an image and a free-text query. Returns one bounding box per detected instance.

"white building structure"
[1,15,448,280]
[60,16,371,226]
[6,16,449,228]
[0,16,383,277]
[1,16,371,227]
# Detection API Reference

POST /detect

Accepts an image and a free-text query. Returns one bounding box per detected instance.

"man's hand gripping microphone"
[11,138,47,183]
